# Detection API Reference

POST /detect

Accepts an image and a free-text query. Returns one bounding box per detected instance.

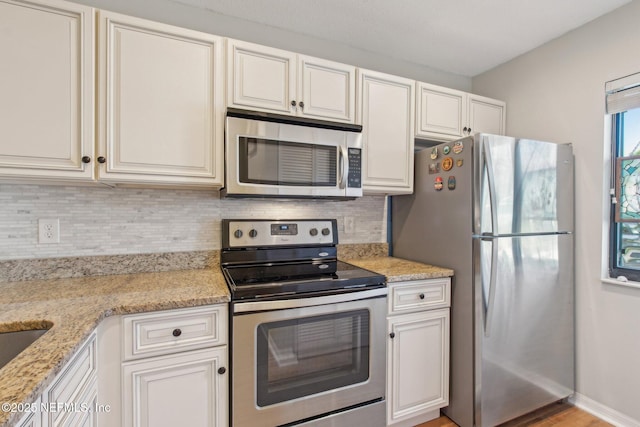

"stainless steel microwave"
[222,109,363,199]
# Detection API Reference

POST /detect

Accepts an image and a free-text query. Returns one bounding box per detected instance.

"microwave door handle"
[339,146,348,189]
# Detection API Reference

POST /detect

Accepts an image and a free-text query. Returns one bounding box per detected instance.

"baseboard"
[570,393,640,427]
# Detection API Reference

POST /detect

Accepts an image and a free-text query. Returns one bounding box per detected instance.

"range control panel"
[223,219,337,248]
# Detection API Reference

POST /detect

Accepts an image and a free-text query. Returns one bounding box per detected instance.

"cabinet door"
[44,333,97,427]
[227,39,296,115]
[358,69,415,195]
[415,82,467,140]
[387,309,449,425]
[122,347,228,427]
[0,0,94,181]
[15,397,41,427]
[98,11,224,186]
[298,56,356,123]
[468,94,506,136]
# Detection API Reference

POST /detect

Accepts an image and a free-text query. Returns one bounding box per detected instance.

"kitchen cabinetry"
[227,39,356,123]
[98,305,228,427]
[416,82,505,141]
[468,93,506,136]
[387,278,451,426]
[357,69,415,195]
[0,0,94,181]
[15,333,97,427]
[97,11,224,187]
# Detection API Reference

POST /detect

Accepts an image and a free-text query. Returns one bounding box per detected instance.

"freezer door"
[475,134,574,236]
[474,233,574,427]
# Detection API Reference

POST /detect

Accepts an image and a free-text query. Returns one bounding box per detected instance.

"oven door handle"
[232,287,387,313]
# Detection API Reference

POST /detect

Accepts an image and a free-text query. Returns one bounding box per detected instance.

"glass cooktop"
[223,260,385,301]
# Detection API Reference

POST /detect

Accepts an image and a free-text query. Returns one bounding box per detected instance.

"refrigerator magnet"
[453,141,464,154]
[434,176,444,191]
[443,145,451,155]
[442,157,453,171]
[456,159,464,167]
[430,147,438,159]
[428,163,440,174]
[448,176,456,190]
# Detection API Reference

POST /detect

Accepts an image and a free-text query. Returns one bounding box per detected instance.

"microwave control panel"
[348,148,362,188]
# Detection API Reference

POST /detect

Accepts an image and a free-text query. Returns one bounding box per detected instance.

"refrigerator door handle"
[482,139,499,235]
[481,235,499,338]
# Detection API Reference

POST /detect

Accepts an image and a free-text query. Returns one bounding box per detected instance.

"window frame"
[608,110,640,282]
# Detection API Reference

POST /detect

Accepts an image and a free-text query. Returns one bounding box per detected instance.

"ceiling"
[171,0,629,77]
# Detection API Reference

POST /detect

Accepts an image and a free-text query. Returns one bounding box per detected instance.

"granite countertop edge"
[0,248,452,427]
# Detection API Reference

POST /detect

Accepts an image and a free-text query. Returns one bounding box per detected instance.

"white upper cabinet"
[416,82,467,140]
[358,69,415,195]
[468,93,506,136]
[227,39,356,123]
[416,82,506,141]
[98,11,224,187]
[0,0,95,181]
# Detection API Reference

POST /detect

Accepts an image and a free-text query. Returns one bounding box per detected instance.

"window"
[607,73,640,281]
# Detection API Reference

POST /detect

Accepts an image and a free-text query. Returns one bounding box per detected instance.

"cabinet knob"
[97,156,106,164]
[291,100,297,107]
[299,101,304,109]
[81,156,91,164]
[463,127,468,133]
[419,293,425,300]
[218,367,226,375]
[172,328,182,337]
[389,332,395,339]
[468,128,472,134]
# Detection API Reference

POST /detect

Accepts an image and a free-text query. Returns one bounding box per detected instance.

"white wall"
[72,0,471,91]
[473,2,640,424]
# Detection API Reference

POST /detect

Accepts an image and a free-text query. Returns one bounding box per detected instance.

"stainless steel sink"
[0,329,49,370]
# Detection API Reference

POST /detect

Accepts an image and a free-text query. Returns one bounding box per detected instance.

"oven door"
[224,115,362,199]
[232,288,386,427]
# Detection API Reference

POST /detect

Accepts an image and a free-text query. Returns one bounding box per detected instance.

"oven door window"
[256,309,370,407]
[238,137,338,187]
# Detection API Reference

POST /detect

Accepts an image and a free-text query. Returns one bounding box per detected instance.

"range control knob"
[233,229,243,239]
[248,229,258,238]
[309,228,318,236]
[321,228,331,236]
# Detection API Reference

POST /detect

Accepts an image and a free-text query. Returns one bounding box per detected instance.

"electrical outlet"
[38,218,60,244]
[344,216,356,233]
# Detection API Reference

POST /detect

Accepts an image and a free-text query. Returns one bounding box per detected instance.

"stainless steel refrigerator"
[392,134,574,427]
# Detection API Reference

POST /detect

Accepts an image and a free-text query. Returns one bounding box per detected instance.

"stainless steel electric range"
[221,219,387,427]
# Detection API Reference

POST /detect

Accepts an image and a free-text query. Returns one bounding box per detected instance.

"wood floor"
[416,403,612,427]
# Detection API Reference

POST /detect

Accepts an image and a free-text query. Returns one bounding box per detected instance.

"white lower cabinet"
[98,304,228,427]
[122,347,227,427]
[15,333,97,427]
[387,278,451,426]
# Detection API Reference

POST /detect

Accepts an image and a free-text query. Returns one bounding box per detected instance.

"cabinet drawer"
[45,333,97,426]
[388,278,451,314]
[123,305,227,361]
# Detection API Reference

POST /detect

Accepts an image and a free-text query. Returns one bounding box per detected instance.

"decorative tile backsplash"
[0,184,387,260]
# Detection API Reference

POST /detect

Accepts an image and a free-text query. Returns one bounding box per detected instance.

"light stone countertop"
[0,268,229,427]
[0,245,452,427]
[345,256,454,282]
